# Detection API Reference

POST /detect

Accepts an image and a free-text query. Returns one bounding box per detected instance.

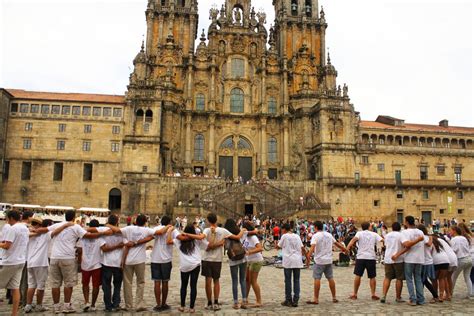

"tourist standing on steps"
[347,222,383,300]
[0,211,30,316]
[450,225,473,299]
[100,215,124,312]
[149,215,178,312]
[306,221,348,305]
[399,216,426,306]
[380,222,405,304]
[278,222,307,307]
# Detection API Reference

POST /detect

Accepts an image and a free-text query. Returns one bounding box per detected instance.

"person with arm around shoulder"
[450,225,473,299]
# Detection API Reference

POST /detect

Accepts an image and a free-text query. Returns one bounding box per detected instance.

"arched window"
[194,134,205,161]
[237,137,251,150]
[268,138,278,163]
[230,88,244,113]
[305,0,312,16]
[136,109,144,118]
[220,137,234,149]
[196,94,205,111]
[291,0,298,16]
[145,109,153,122]
[268,97,277,114]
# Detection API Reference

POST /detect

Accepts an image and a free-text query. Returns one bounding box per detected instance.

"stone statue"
[343,83,349,97]
[337,85,342,96]
[209,7,218,22]
[218,41,226,56]
[234,8,242,25]
[250,43,257,57]
[291,144,303,170]
[171,143,181,170]
[257,11,266,25]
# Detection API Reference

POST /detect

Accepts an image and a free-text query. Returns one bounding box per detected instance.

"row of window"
[362,157,463,181]
[373,190,464,206]
[2,161,93,182]
[22,139,120,152]
[24,123,121,134]
[11,103,123,118]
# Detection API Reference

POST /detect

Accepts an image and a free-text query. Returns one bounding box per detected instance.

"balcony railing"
[327,177,474,189]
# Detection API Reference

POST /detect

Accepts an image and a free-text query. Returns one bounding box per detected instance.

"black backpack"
[226,239,246,261]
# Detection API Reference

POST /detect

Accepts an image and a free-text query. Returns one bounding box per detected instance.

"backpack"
[226,239,246,261]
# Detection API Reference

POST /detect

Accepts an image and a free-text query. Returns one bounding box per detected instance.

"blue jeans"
[101,265,123,310]
[284,268,301,303]
[404,263,424,304]
[230,262,247,304]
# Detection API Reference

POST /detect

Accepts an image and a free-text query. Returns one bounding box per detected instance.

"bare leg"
[245,269,251,299]
[328,279,337,299]
[64,287,73,304]
[162,281,169,306]
[382,279,391,297]
[11,289,20,316]
[214,279,221,302]
[26,288,35,305]
[369,278,377,296]
[395,280,403,300]
[91,287,100,307]
[313,279,321,302]
[51,288,60,304]
[205,277,212,303]
[154,282,161,306]
[83,284,90,305]
[352,276,362,296]
[250,271,262,306]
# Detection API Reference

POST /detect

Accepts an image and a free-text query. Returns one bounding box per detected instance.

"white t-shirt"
[27,232,52,268]
[431,241,450,265]
[450,236,470,259]
[100,234,124,268]
[121,226,154,265]
[243,235,263,262]
[2,223,29,265]
[150,226,179,264]
[311,231,336,265]
[48,223,87,260]
[79,228,109,271]
[278,233,303,269]
[0,224,11,265]
[354,230,382,260]
[423,236,434,265]
[384,231,404,264]
[400,228,425,264]
[439,238,457,267]
[174,239,206,272]
[202,227,232,262]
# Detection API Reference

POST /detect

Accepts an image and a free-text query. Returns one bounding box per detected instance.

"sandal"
[306,301,319,305]
[189,308,195,313]
[333,298,339,303]
[349,294,358,300]
[232,304,240,310]
[371,295,380,300]
[178,307,185,312]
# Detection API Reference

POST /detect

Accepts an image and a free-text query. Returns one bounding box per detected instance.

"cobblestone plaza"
[1,248,472,315]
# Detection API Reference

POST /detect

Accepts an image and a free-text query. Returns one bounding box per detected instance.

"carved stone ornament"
[291,144,303,170]
[231,35,245,53]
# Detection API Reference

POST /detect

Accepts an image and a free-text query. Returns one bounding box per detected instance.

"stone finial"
[320,6,325,19]
[200,29,206,42]
[327,52,331,64]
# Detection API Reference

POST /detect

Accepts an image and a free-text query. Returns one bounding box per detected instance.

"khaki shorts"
[385,263,405,280]
[50,259,77,288]
[248,261,263,273]
[0,264,25,289]
[28,266,49,290]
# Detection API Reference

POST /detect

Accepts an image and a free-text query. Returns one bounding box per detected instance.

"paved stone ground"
[1,247,473,315]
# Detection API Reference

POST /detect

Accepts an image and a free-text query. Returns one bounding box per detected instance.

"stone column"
[208,115,216,175]
[184,113,192,174]
[259,117,268,178]
[209,55,217,111]
[283,117,290,178]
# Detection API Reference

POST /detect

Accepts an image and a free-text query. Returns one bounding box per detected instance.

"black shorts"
[354,259,377,278]
[273,235,279,241]
[434,263,449,271]
[201,261,222,280]
[151,262,172,281]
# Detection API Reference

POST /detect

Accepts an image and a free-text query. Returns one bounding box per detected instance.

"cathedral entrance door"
[218,136,253,181]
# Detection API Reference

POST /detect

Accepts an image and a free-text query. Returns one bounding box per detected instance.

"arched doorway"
[108,188,122,211]
[218,136,253,182]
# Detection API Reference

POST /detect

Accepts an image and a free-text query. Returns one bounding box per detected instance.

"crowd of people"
[0,210,473,315]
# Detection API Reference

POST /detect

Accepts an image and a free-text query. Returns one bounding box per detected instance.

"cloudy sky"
[1,0,472,126]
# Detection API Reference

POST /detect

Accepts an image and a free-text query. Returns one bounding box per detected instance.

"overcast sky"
[1,0,472,126]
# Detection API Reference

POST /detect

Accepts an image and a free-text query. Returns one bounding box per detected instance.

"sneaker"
[89,306,97,312]
[213,303,222,311]
[24,304,34,313]
[53,304,63,314]
[161,304,171,311]
[153,305,162,312]
[63,303,76,314]
[34,305,48,312]
[380,297,386,304]
[83,304,91,312]
[281,300,292,307]
[291,301,299,308]
[205,304,214,310]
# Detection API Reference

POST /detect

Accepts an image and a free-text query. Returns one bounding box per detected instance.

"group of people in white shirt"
[346,215,473,305]
[1,210,473,315]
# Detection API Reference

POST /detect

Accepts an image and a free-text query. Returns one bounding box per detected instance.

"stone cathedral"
[1,0,473,223]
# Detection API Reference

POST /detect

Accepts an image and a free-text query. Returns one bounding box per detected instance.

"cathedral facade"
[1,0,473,223]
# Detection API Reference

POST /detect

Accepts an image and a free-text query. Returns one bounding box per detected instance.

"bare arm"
[401,235,424,249]
[0,241,12,250]
[51,222,75,237]
[101,242,124,253]
[335,241,349,254]
[346,237,358,251]
[121,246,130,269]
[246,242,263,255]
[154,225,172,236]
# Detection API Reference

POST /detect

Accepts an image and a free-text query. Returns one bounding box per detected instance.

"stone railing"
[327,177,474,189]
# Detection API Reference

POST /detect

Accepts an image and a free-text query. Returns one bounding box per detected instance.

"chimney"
[439,120,449,127]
